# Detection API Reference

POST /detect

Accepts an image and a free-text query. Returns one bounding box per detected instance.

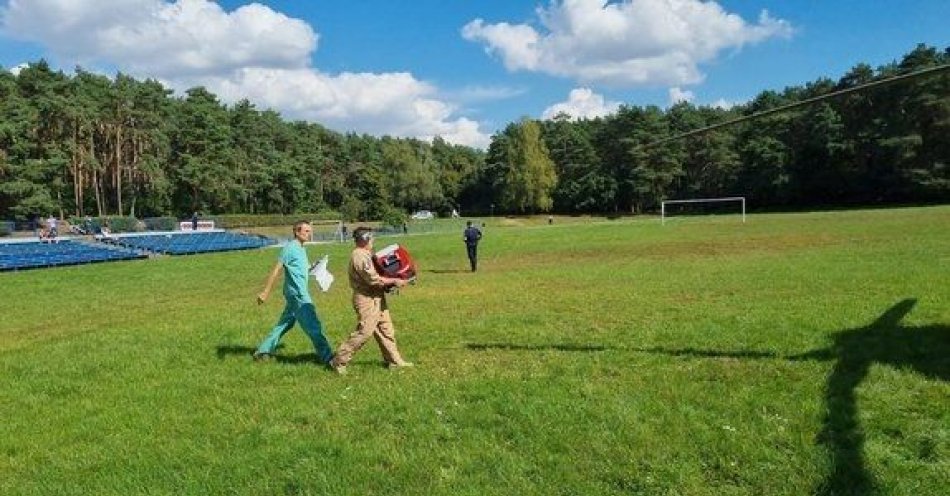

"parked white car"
[410,210,434,220]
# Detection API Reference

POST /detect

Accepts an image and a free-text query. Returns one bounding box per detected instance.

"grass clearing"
[2,206,948,495]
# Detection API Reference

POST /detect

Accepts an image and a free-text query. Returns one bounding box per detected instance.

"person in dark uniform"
[463,221,482,272]
[191,211,199,231]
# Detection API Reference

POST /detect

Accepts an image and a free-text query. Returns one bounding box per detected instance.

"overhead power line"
[638,63,950,150]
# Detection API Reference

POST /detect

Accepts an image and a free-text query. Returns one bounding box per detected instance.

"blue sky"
[1,1,947,148]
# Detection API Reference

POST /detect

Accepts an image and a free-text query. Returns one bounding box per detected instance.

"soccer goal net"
[661,197,746,225]
[308,219,347,242]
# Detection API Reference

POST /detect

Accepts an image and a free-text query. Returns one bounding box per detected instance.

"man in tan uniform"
[330,227,412,374]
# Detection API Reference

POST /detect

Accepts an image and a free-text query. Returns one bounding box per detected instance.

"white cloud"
[433,118,491,150]
[0,0,490,148]
[462,0,793,87]
[668,86,694,104]
[461,20,541,72]
[710,97,736,110]
[7,62,28,75]
[542,87,620,120]
[1,0,315,76]
[202,68,492,148]
[449,84,527,104]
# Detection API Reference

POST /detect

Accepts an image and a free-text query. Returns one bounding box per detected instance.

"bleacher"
[106,231,275,255]
[0,240,147,271]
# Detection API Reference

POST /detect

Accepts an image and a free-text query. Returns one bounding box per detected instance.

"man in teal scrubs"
[254,221,334,365]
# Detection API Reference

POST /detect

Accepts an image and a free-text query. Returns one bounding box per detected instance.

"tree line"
[485,43,948,214]
[1,44,947,224]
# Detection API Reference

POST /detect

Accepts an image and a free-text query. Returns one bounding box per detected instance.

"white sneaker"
[329,360,347,375]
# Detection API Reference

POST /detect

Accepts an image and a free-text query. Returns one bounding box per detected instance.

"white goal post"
[661,197,746,225]
[306,219,347,242]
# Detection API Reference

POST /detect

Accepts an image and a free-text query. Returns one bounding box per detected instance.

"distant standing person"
[330,227,412,374]
[463,220,482,272]
[191,211,199,231]
[254,221,335,366]
[46,215,58,238]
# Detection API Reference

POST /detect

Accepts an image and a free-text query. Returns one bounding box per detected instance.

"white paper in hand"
[309,255,334,292]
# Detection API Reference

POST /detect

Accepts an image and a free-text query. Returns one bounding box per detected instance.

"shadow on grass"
[215,344,320,365]
[632,299,949,496]
[629,346,780,360]
[790,299,949,495]
[466,343,610,352]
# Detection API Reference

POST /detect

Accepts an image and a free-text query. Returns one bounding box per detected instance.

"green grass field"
[2,207,948,495]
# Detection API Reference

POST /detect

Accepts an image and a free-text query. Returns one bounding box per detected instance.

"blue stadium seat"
[108,231,275,256]
[0,240,147,271]
[1,233,274,271]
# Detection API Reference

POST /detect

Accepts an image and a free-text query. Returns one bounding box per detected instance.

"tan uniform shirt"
[348,247,386,297]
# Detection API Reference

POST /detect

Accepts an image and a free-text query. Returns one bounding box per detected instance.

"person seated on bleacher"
[95,223,114,241]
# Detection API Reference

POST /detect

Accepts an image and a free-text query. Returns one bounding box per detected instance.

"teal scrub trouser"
[256,299,334,364]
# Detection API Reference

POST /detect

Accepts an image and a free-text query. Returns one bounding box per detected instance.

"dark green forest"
[1,44,947,223]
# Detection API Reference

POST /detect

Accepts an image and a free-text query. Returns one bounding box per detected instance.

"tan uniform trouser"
[334,293,404,366]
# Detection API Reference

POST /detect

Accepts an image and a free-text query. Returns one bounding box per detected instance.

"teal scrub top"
[280,240,312,303]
